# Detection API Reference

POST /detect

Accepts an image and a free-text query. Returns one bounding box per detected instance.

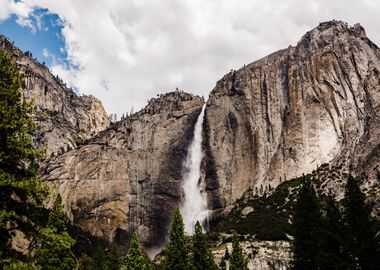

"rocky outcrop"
[0,35,110,157]
[41,92,204,250]
[204,21,380,214]
[213,238,291,270]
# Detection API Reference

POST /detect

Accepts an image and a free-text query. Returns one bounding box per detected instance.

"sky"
[1,0,380,117]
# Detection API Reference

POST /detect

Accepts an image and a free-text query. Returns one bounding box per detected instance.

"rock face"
[41,92,204,249]
[0,35,110,157]
[204,21,380,214]
[213,238,291,270]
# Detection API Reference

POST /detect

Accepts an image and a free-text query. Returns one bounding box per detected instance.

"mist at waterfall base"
[181,104,209,234]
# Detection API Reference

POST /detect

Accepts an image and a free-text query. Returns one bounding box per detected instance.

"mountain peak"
[297,20,370,50]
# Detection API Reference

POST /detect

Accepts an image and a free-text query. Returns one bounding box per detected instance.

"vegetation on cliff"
[0,50,76,269]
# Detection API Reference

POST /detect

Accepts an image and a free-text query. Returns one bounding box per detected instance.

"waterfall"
[181,104,208,234]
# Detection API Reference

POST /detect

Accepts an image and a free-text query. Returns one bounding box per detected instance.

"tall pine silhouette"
[344,175,379,270]
[191,221,218,270]
[124,232,152,270]
[229,231,248,270]
[318,195,353,269]
[0,50,48,268]
[35,195,76,270]
[161,208,191,270]
[291,178,322,270]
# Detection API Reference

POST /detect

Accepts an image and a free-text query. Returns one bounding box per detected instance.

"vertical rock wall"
[41,92,204,249]
[204,21,380,214]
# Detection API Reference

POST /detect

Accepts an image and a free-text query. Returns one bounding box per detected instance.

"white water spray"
[181,104,208,234]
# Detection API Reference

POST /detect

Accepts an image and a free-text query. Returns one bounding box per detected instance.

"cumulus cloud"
[2,0,380,116]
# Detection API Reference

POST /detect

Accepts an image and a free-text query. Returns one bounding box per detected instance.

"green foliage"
[161,208,191,270]
[124,232,152,270]
[291,178,322,270]
[3,260,41,270]
[74,136,84,146]
[35,195,76,270]
[291,175,380,270]
[229,232,248,270]
[344,175,380,270]
[318,196,353,269]
[0,49,49,268]
[86,244,122,270]
[76,253,92,270]
[90,246,105,270]
[214,178,302,240]
[104,244,122,270]
[219,247,229,270]
[191,221,218,270]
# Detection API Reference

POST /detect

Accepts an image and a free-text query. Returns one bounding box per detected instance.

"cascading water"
[181,104,208,234]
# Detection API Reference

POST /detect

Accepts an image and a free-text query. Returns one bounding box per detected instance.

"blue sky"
[0,8,67,67]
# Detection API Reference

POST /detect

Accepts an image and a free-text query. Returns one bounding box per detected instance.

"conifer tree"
[318,196,353,270]
[90,246,105,270]
[124,232,152,270]
[191,221,218,270]
[0,50,48,268]
[104,244,122,270]
[35,195,76,270]
[344,175,379,270]
[219,247,229,270]
[291,178,322,270]
[229,231,248,270]
[161,208,191,270]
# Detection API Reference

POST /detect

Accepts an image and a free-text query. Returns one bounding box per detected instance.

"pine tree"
[90,246,105,270]
[35,195,76,270]
[219,247,229,270]
[104,244,122,270]
[344,175,379,270]
[318,195,354,270]
[124,232,152,270]
[161,208,191,270]
[229,232,248,270]
[191,221,218,270]
[291,178,322,270]
[0,50,48,268]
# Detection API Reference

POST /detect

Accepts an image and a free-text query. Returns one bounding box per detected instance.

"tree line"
[292,175,379,270]
[76,208,248,270]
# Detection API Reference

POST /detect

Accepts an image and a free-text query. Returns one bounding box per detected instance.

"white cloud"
[2,0,380,116]
[42,47,49,57]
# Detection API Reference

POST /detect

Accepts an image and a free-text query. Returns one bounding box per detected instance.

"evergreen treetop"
[35,195,76,270]
[191,221,218,270]
[291,178,322,270]
[229,231,248,270]
[104,244,122,270]
[124,232,152,270]
[344,175,379,270]
[161,208,191,270]
[318,195,353,270]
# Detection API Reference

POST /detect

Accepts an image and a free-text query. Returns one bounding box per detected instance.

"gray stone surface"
[40,92,204,249]
[0,35,110,157]
[204,21,380,216]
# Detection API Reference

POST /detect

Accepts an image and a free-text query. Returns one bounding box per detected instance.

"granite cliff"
[0,35,110,158]
[203,21,380,218]
[41,92,204,250]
